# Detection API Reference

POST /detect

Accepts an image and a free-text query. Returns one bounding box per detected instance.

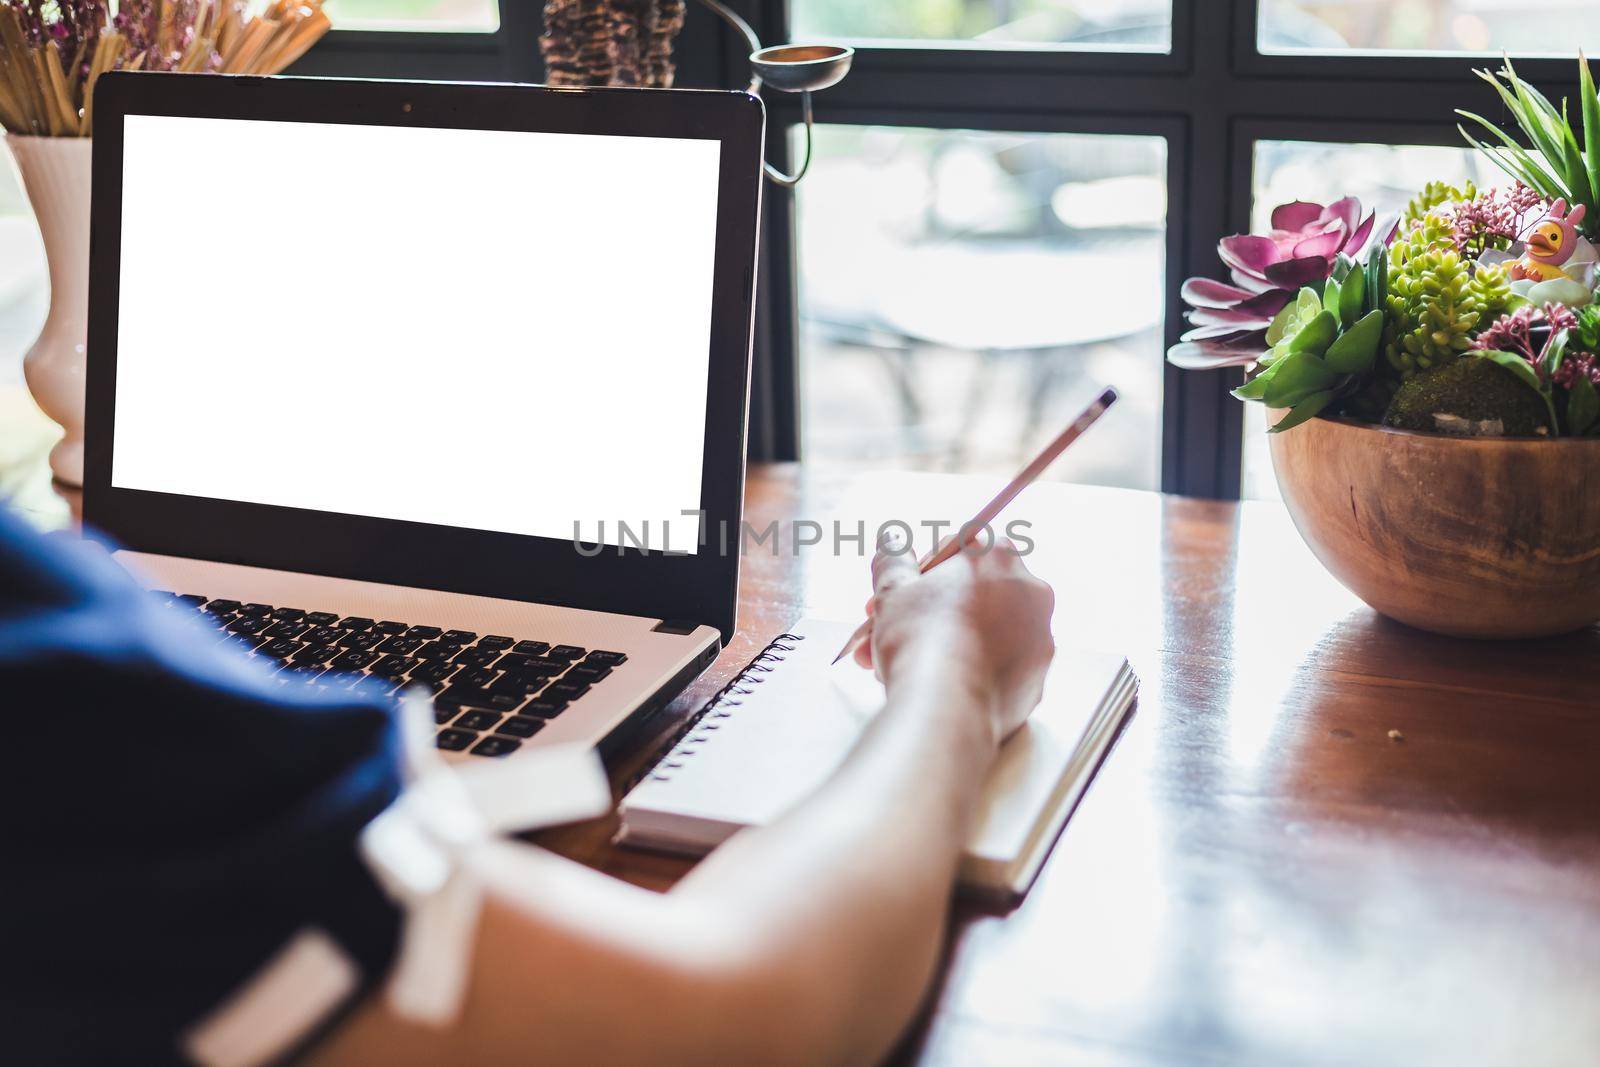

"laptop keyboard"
[151,592,627,757]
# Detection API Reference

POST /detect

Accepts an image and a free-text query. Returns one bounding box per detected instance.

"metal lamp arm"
[693,0,816,187]
[696,0,763,93]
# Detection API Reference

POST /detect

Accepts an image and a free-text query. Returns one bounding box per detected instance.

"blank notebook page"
[619,618,1136,897]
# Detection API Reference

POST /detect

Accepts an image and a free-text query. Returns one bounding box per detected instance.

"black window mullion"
[1166,0,1240,498]
[498,0,543,82]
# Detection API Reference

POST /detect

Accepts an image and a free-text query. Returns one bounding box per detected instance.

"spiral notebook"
[616,618,1138,904]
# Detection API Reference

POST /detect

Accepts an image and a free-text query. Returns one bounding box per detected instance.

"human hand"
[855,534,1055,744]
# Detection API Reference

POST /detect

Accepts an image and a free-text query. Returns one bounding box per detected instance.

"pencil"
[830,385,1119,665]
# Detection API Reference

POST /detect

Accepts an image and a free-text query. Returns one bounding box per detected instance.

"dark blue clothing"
[0,506,403,1066]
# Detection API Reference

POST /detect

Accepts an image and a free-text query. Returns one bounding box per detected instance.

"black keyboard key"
[263,621,308,639]
[454,710,502,731]
[543,681,589,703]
[409,660,458,684]
[453,647,502,668]
[435,685,523,712]
[375,635,424,656]
[304,611,339,626]
[478,635,514,651]
[566,665,611,685]
[338,630,383,651]
[175,594,207,607]
[521,698,568,719]
[548,644,586,661]
[237,603,273,618]
[434,706,460,725]
[470,736,520,757]
[231,635,269,651]
[512,640,550,656]
[440,630,477,645]
[330,650,379,672]
[302,626,344,645]
[453,666,500,688]
[498,654,565,676]
[271,607,306,622]
[585,650,627,666]
[491,653,530,675]
[436,729,474,751]
[293,644,340,665]
[370,655,416,678]
[259,638,301,659]
[338,617,375,632]
[490,673,546,697]
[206,613,238,630]
[372,620,409,635]
[414,641,461,661]
[204,599,242,614]
[227,617,270,636]
[496,715,544,738]
[406,625,442,640]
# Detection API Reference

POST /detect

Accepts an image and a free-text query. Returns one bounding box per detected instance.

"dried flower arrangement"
[541,0,686,88]
[1169,55,1600,440]
[0,0,331,137]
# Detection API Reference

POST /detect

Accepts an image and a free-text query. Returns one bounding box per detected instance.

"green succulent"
[1236,260,1386,432]
[1402,179,1477,226]
[1383,219,1513,378]
[1390,210,1455,260]
[1458,56,1600,241]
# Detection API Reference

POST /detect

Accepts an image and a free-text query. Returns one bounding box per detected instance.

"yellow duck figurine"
[1511,199,1589,282]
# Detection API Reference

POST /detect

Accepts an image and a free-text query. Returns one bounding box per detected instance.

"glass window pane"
[1261,1,1600,55]
[798,126,1167,491]
[1243,140,1500,500]
[792,1,1170,50]
[323,0,499,31]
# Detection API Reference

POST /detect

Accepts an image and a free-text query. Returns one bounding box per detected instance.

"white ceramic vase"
[8,135,91,487]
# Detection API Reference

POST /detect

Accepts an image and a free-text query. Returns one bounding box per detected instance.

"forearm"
[314,650,1004,1067]
[667,646,999,1064]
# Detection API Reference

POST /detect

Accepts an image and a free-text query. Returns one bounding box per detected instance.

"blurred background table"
[4,386,1598,1067]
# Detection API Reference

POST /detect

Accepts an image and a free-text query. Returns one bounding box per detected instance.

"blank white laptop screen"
[111,115,721,553]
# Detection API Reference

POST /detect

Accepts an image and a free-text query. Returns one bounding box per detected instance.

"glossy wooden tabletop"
[7,399,1599,1066]
[560,466,1600,1067]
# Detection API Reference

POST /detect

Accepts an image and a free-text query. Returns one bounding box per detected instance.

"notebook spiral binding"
[625,632,807,791]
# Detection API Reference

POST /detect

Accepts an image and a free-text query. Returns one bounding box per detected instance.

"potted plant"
[1,0,331,487]
[1169,56,1600,639]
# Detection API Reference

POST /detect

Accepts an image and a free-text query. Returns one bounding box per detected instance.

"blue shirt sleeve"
[0,505,404,1067]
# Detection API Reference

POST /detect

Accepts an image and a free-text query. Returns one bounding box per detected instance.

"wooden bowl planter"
[1267,414,1600,639]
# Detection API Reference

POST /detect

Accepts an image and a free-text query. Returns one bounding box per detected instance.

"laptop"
[81,73,766,763]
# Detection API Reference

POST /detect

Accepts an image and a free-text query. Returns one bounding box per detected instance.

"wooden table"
[7,399,1599,1066]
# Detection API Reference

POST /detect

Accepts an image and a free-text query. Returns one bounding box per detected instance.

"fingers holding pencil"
[855,529,918,669]
[831,387,1117,667]
[853,534,1056,742]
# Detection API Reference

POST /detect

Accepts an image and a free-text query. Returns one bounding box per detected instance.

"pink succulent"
[1168,198,1391,370]
[1474,302,1582,383]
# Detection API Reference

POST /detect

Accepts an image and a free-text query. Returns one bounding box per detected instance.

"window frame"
[294,1,538,81]
[300,0,1586,497]
[758,0,1582,496]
